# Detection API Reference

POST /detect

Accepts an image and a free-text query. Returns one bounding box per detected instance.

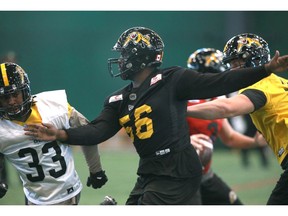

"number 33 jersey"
[0,90,82,204]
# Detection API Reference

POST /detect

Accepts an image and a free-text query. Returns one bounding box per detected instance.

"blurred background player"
[0,62,107,204]
[186,48,267,205]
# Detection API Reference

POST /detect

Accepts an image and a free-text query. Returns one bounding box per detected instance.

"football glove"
[86,170,108,189]
[0,182,8,198]
[100,195,117,205]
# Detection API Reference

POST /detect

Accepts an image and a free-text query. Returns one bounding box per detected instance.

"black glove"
[86,170,108,189]
[0,182,8,198]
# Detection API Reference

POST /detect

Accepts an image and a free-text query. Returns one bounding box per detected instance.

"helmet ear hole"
[126,63,132,69]
[131,48,137,54]
[140,63,146,69]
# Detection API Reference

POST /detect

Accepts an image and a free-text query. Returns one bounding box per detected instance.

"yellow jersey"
[240,74,288,165]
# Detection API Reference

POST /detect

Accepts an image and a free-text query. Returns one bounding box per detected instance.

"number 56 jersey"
[0,90,82,204]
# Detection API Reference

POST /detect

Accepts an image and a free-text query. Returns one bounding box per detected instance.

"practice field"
[0,146,281,205]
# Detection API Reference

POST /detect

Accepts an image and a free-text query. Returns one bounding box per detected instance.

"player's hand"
[0,182,8,198]
[87,170,108,189]
[190,134,212,153]
[265,50,288,74]
[254,132,268,147]
[24,123,59,141]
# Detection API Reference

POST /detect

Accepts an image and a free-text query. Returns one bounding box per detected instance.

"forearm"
[187,95,254,120]
[187,101,230,119]
[65,121,120,145]
[220,119,258,149]
[56,129,69,142]
[81,145,102,173]
[223,131,257,149]
[69,108,103,172]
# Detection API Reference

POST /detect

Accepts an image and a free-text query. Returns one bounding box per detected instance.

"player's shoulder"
[34,90,68,107]
[104,83,131,105]
[35,89,67,99]
[161,66,186,77]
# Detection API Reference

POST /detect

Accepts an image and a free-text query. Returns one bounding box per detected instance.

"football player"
[0,62,107,204]
[187,33,288,205]
[186,48,267,205]
[24,27,288,205]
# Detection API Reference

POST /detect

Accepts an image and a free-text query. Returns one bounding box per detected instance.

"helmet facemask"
[0,63,32,120]
[108,27,164,80]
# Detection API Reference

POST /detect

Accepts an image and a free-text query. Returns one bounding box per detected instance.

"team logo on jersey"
[129,93,137,101]
[67,187,74,194]
[278,147,285,157]
[109,94,123,103]
[150,74,162,86]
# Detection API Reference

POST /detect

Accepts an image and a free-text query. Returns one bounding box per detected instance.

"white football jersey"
[0,90,82,204]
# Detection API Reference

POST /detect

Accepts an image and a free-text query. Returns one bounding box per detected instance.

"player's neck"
[132,67,154,88]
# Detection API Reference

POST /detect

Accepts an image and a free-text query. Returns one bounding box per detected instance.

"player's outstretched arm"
[187,94,254,120]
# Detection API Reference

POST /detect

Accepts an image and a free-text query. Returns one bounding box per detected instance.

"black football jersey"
[66,65,268,177]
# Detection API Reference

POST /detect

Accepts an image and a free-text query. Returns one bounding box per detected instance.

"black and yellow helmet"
[223,33,270,68]
[108,27,164,80]
[187,48,227,73]
[0,62,32,119]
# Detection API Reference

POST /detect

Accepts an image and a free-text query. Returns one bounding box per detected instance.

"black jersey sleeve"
[241,89,267,111]
[65,103,121,146]
[176,65,269,100]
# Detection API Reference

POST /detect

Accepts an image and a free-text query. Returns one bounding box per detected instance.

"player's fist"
[87,170,108,189]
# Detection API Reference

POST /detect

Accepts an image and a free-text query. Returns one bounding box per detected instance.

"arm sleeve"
[65,104,121,146]
[241,89,267,111]
[176,65,269,100]
[69,107,104,173]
